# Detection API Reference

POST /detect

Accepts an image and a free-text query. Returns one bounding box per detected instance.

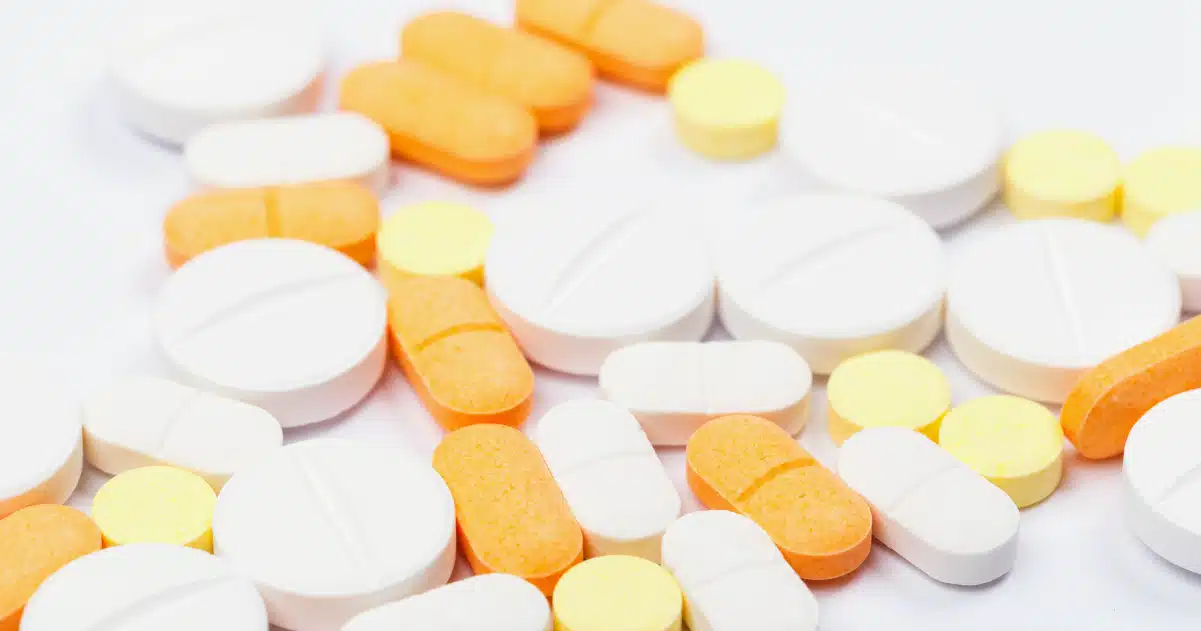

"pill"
[599,341,812,446]
[486,202,715,375]
[826,350,950,446]
[716,193,945,374]
[343,574,551,631]
[184,113,390,193]
[938,396,1062,508]
[552,555,683,631]
[388,276,534,430]
[1061,315,1201,460]
[377,201,494,289]
[1122,146,1201,236]
[213,439,456,631]
[946,219,1180,403]
[781,66,1002,229]
[401,11,594,133]
[1146,210,1201,312]
[154,239,388,428]
[433,424,583,596]
[515,0,703,92]
[163,181,380,268]
[1002,130,1120,221]
[92,466,217,551]
[661,510,818,631]
[83,376,282,490]
[685,414,873,580]
[667,59,783,160]
[108,0,323,145]
[19,543,267,631]
[533,400,681,561]
[838,428,1019,585]
[0,364,82,518]
[0,505,101,631]
[339,60,538,186]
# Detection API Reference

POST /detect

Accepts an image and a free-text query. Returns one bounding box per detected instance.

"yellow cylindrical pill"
[1122,146,1201,236]
[552,555,682,631]
[826,350,951,445]
[91,466,217,551]
[377,201,494,290]
[938,396,1063,508]
[668,59,784,160]
[1003,130,1120,221]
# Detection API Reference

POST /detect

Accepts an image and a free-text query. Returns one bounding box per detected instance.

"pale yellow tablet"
[91,466,217,551]
[1003,130,1120,221]
[826,350,951,445]
[1122,146,1201,236]
[377,201,494,290]
[668,59,784,160]
[552,555,682,631]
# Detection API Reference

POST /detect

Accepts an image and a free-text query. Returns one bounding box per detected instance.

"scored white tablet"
[1145,210,1201,313]
[343,573,552,631]
[0,363,82,518]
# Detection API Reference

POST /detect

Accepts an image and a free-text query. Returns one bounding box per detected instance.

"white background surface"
[2,0,1200,628]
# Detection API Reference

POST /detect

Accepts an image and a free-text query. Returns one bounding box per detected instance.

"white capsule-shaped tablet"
[213,439,457,631]
[838,427,1019,586]
[1145,210,1201,313]
[342,573,552,631]
[83,376,282,490]
[154,239,388,428]
[533,400,681,561]
[20,543,268,631]
[599,341,812,445]
[0,363,82,518]
[661,510,818,631]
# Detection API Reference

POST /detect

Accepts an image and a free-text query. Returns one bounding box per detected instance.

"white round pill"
[0,363,82,517]
[1145,210,1201,313]
[343,573,551,631]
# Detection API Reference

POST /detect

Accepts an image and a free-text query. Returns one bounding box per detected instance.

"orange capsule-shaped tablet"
[433,424,583,596]
[401,11,594,134]
[515,0,703,92]
[0,505,102,631]
[339,60,538,186]
[163,181,380,268]
[686,415,873,580]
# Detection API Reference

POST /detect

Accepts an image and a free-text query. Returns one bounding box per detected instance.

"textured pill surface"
[1122,147,1201,236]
[826,350,950,445]
[1003,129,1120,221]
[552,555,683,631]
[0,505,101,631]
[92,466,217,551]
[0,364,83,518]
[1146,210,1201,312]
[668,58,784,160]
[377,201,494,289]
[343,573,551,631]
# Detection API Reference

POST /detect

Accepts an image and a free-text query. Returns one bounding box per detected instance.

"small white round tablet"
[782,66,1003,229]
[947,219,1180,403]
[715,193,946,374]
[20,543,268,631]
[0,363,82,517]
[213,439,457,631]
[154,239,387,428]
[343,573,552,631]
[1146,210,1201,313]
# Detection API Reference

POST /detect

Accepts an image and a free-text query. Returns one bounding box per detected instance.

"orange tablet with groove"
[686,414,872,580]
[0,505,102,631]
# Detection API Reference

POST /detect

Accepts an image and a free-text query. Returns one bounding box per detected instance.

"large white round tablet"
[20,543,268,631]
[715,194,946,374]
[782,66,1002,229]
[947,219,1180,403]
[343,573,552,631]
[212,439,457,631]
[0,363,82,518]
[154,239,387,428]
[1145,210,1201,313]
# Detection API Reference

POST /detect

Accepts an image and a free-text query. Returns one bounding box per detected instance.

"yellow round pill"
[91,466,216,551]
[1003,129,1120,221]
[552,555,682,631]
[377,201,494,290]
[668,59,784,160]
[1122,146,1201,236]
[826,350,950,445]
[938,396,1063,508]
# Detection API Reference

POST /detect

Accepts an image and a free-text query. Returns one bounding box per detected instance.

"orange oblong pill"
[339,60,538,186]
[686,414,873,581]
[401,11,594,134]
[0,505,102,631]
[433,424,583,596]
[389,276,534,430]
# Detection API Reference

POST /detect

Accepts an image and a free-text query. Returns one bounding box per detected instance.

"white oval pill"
[716,193,945,374]
[0,363,82,518]
[661,510,818,631]
[83,376,282,490]
[20,543,267,631]
[599,341,812,445]
[947,219,1180,403]
[213,439,456,631]
[154,239,387,428]
[1145,210,1201,313]
[343,573,552,631]
[838,427,1020,586]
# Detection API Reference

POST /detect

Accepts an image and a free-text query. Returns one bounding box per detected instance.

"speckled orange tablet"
[515,0,703,92]
[1063,315,1201,460]
[163,181,379,267]
[389,276,534,430]
[340,60,538,186]
[432,424,583,596]
[401,11,594,133]
[0,505,102,631]
[686,414,872,580]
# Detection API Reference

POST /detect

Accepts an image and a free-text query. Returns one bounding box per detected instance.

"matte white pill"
[0,363,82,518]
[838,427,1020,586]
[598,341,812,445]
[154,239,388,428]
[213,439,456,631]
[342,573,552,631]
[1145,210,1201,313]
